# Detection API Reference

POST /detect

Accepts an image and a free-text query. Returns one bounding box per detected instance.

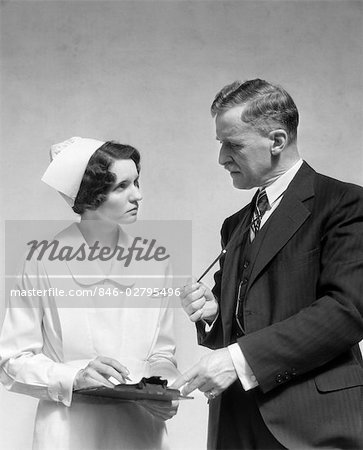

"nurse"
[0,137,179,450]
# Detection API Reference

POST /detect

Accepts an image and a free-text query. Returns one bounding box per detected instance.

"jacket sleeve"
[238,186,363,393]
[0,258,80,406]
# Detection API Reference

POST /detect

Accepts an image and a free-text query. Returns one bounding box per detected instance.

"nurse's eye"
[114,183,127,191]
[134,180,140,188]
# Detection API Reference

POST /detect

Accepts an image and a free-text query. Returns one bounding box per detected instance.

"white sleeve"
[0,259,80,407]
[228,343,259,391]
[147,263,179,384]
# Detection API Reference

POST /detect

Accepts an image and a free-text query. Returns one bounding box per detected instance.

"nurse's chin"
[119,214,138,224]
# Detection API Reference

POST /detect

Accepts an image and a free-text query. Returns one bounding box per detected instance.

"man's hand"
[171,348,237,399]
[73,356,130,390]
[180,279,219,323]
[139,400,179,421]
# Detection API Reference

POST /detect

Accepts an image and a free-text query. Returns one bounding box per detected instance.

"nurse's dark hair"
[72,141,141,215]
[211,78,299,144]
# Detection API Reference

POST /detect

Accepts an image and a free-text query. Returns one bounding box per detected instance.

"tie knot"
[256,188,269,216]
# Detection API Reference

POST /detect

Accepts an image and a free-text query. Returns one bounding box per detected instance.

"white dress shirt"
[227,159,303,390]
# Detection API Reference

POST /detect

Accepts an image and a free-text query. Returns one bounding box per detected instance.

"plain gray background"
[1,1,362,449]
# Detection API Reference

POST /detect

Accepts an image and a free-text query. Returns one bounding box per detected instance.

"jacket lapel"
[247,162,315,290]
[224,203,254,253]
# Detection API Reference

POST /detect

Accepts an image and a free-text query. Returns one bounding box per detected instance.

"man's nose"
[218,143,229,166]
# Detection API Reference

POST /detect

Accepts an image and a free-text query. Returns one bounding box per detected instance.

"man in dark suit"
[173,79,363,449]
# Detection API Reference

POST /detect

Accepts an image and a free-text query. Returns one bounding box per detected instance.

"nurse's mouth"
[127,207,138,213]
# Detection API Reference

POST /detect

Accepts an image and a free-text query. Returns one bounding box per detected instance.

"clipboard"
[74,376,193,402]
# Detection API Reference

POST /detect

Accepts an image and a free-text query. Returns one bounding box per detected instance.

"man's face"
[216,105,273,189]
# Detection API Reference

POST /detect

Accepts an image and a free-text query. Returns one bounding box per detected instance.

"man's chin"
[229,172,256,190]
[231,176,247,190]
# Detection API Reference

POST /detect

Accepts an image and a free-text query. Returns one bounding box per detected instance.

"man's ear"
[268,129,288,156]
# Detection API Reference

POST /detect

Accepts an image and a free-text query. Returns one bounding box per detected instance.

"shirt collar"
[53,223,169,291]
[54,222,134,286]
[263,159,303,207]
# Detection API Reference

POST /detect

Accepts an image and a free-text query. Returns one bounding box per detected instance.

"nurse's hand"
[73,356,130,390]
[139,400,179,421]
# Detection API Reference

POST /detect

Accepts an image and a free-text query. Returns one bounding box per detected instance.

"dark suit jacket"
[198,162,363,449]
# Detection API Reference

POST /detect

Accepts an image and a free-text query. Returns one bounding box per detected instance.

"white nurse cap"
[41,136,105,206]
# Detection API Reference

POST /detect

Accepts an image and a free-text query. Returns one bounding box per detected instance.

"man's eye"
[229,143,241,150]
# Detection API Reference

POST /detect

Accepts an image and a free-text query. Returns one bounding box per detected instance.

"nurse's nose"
[131,185,143,202]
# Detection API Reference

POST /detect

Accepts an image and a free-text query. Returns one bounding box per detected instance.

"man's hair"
[211,79,299,143]
[72,141,140,215]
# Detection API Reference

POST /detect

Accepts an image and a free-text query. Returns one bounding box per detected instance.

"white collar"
[49,223,169,290]
[263,159,303,207]
[53,222,134,286]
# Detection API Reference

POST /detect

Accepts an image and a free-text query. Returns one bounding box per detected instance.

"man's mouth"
[225,165,239,173]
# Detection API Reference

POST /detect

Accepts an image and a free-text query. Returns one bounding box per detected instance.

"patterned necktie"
[250,188,269,241]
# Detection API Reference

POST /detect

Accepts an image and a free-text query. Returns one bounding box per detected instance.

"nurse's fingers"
[95,356,130,377]
[85,367,115,388]
[89,359,129,384]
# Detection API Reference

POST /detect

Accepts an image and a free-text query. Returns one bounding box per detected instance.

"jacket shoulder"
[314,171,363,201]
